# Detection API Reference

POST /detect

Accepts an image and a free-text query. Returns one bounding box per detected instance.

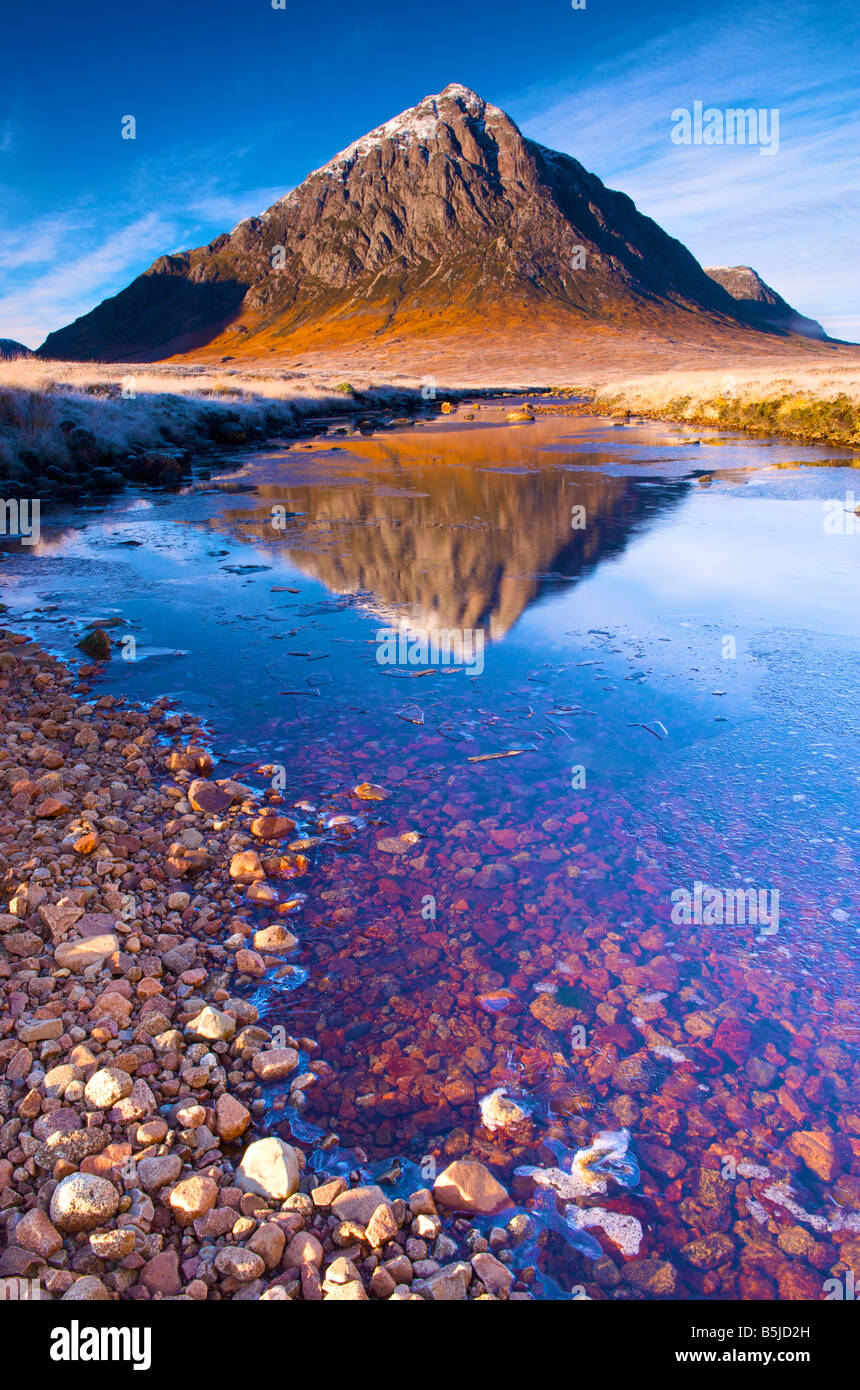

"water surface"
[4,400,859,1297]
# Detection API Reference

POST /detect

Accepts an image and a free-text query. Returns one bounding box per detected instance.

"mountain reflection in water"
[202,416,691,638]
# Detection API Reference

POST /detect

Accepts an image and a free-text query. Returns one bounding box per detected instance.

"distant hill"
[0,339,35,360]
[704,265,828,340]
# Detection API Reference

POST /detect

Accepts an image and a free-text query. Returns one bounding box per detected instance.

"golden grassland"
[591,364,860,447]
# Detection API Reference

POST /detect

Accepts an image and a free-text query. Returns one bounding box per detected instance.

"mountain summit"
[39,84,805,363]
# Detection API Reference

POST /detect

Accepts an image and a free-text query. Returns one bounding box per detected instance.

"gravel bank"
[0,630,531,1300]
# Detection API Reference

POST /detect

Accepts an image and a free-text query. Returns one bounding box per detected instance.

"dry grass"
[593,364,860,446]
[2,355,859,486]
[0,357,418,406]
[0,361,437,484]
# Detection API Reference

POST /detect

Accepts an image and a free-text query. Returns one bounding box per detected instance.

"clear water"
[3,400,860,1297]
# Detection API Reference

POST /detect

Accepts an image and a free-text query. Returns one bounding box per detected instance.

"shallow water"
[4,399,860,1297]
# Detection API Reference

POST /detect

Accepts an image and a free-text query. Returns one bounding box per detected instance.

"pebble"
[50,1173,120,1233]
[0,632,525,1307]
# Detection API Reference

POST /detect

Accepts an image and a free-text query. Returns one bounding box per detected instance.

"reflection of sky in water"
[526,491,860,645]
[3,417,859,778]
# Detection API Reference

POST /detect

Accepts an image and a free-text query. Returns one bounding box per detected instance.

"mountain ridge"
[0,338,35,360]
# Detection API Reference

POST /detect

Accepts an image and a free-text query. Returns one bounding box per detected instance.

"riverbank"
[3,358,858,509]
[0,361,474,504]
[590,364,860,449]
[0,629,530,1300]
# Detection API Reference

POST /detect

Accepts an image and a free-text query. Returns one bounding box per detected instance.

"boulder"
[187,779,233,814]
[235,1137,300,1203]
[214,1247,266,1283]
[76,628,111,661]
[472,1250,514,1295]
[413,1261,472,1300]
[434,1160,509,1215]
[168,1175,218,1227]
[330,1185,389,1226]
[185,1005,235,1042]
[84,1067,133,1110]
[62,1276,111,1300]
[54,934,118,972]
[788,1129,841,1182]
[251,1048,298,1082]
[50,1173,119,1234]
[229,850,265,884]
[215,1093,250,1142]
[15,1208,62,1257]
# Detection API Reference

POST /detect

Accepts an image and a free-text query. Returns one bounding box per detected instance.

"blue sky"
[1,0,857,347]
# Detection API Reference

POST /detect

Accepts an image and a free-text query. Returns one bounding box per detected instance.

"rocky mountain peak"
[309,83,501,177]
[705,265,779,305]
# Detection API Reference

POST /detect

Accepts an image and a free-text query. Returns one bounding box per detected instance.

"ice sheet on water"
[565,1205,643,1258]
[516,1128,640,1200]
[529,1189,603,1261]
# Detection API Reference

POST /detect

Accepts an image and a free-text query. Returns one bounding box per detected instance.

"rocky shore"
[0,629,530,1300]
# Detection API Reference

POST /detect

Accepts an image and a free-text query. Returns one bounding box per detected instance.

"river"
[3,397,859,1297]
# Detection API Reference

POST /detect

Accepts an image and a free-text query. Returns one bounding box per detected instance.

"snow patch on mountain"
[304,84,502,181]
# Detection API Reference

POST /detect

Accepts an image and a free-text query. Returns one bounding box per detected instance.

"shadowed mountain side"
[201,423,691,637]
[39,271,249,362]
[0,339,34,360]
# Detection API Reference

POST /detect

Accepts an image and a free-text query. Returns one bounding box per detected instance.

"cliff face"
[39,84,767,364]
[704,265,827,340]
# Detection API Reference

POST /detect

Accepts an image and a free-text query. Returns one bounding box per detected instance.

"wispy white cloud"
[0,214,81,272]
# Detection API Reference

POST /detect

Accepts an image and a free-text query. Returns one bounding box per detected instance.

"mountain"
[0,339,34,359]
[704,265,827,340]
[39,84,811,365]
